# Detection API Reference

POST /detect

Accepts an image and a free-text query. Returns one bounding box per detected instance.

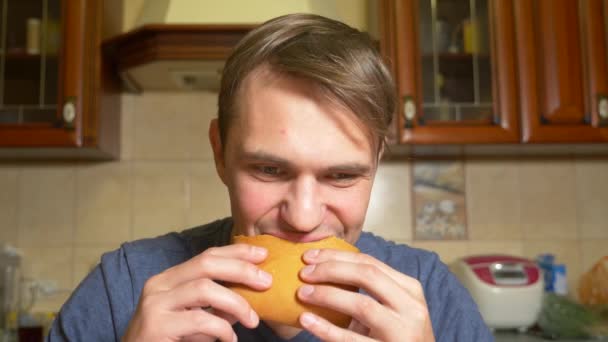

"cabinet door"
[0,0,85,147]
[516,0,608,142]
[382,0,519,144]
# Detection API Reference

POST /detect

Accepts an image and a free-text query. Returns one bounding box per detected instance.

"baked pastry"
[228,234,359,328]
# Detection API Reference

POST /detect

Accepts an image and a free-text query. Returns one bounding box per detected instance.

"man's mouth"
[262,231,334,243]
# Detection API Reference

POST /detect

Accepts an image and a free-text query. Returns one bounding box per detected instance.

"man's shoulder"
[357,231,440,279]
[107,218,232,262]
[98,218,233,290]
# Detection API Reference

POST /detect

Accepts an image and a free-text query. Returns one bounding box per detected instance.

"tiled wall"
[1,92,607,312]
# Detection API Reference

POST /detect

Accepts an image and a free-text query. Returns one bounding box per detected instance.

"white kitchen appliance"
[450,255,544,331]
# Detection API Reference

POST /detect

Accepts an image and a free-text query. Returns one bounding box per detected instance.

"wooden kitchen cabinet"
[0,0,120,159]
[379,0,520,144]
[515,0,608,143]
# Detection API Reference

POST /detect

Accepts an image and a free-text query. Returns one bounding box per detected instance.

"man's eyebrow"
[326,163,372,175]
[240,151,292,166]
[241,151,372,175]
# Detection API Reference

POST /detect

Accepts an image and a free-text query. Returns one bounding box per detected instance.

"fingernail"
[252,246,267,257]
[301,264,315,277]
[257,269,272,286]
[300,312,317,327]
[299,285,314,297]
[304,249,319,259]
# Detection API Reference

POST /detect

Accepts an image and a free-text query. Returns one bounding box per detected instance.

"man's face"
[210,68,378,244]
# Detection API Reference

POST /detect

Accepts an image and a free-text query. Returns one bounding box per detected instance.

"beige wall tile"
[467,241,524,257]
[0,166,19,245]
[20,247,73,313]
[133,92,215,160]
[120,94,136,161]
[188,161,231,227]
[190,92,217,160]
[574,159,608,238]
[364,161,412,241]
[73,244,121,288]
[76,162,131,245]
[519,160,578,240]
[466,160,522,240]
[411,241,469,265]
[579,239,608,275]
[523,240,582,299]
[132,161,190,239]
[18,165,75,248]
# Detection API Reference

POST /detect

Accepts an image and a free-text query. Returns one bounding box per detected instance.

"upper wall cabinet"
[379,0,519,144]
[515,0,608,143]
[0,0,120,159]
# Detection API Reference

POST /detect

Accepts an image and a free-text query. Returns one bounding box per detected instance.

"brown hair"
[218,13,396,151]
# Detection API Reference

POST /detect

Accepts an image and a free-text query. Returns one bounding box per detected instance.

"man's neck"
[265,321,303,340]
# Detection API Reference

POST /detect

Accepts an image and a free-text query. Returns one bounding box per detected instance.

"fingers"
[299,311,376,342]
[162,278,259,328]
[148,244,270,292]
[169,310,237,342]
[303,249,425,303]
[125,244,270,341]
[297,283,399,339]
[300,260,405,312]
[299,249,433,341]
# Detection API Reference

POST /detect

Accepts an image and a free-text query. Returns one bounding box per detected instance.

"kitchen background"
[0,0,607,319]
[1,91,607,313]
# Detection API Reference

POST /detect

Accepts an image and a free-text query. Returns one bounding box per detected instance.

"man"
[48,14,492,341]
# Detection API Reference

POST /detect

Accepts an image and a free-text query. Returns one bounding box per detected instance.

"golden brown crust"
[227,235,359,328]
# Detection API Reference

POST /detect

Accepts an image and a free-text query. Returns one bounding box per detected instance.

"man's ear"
[209,119,227,184]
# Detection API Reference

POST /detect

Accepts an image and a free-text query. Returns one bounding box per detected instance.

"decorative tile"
[412,160,467,240]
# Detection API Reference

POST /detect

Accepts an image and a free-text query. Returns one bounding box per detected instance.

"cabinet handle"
[403,96,416,128]
[62,98,76,129]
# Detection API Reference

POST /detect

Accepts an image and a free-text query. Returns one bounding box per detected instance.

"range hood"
[103,0,369,92]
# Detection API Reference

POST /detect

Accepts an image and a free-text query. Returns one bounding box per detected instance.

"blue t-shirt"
[47,218,493,341]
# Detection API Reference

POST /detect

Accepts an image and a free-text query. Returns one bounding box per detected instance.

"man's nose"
[281,176,325,232]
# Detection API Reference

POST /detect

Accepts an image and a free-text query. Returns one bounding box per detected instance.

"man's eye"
[329,173,357,182]
[253,166,284,178]
[260,166,280,175]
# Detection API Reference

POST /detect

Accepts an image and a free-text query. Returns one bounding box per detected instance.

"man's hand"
[297,249,435,342]
[122,244,272,342]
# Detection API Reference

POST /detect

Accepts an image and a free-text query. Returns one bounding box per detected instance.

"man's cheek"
[235,182,279,219]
